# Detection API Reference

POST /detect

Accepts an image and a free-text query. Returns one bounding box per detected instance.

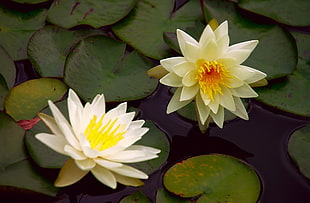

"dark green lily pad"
[64,35,157,102]
[47,0,137,28]
[120,191,152,203]
[0,75,8,110]
[156,188,191,203]
[255,31,310,117]
[0,5,47,60]
[10,0,49,4]
[288,123,310,179]
[163,154,261,203]
[0,112,58,196]
[200,0,297,80]
[0,46,15,89]
[112,0,204,59]
[4,78,68,121]
[28,25,105,77]
[238,0,310,26]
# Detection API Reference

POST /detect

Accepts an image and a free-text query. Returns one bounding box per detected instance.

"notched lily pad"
[156,188,191,203]
[4,78,68,121]
[64,35,157,102]
[47,0,137,28]
[163,154,261,203]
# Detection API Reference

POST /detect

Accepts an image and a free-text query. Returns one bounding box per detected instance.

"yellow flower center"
[84,114,125,151]
[196,59,231,101]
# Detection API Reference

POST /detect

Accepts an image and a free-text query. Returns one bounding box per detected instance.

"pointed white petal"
[173,61,196,77]
[91,165,117,189]
[214,21,228,40]
[200,92,211,106]
[199,39,219,61]
[219,87,236,111]
[226,40,258,64]
[160,57,186,72]
[64,145,86,160]
[207,93,220,113]
[210,106,225,128]
[180,85,199,101]
[38,113,63,136]
[230,97,249,120]
[177,29,198,56]
[182,70,198,87]
[109,165,148,179]
[216,58,236,70]
[128,120,145,130]
[82,146,100,158]
[94,158,123,168]
[183,42,200,63]
[240,65,267,84]
[105,150,158,163]
[196,94,211,124]
[199,25,215,48]
[231,84,258,98]
[54,158,88,187]
[127,145,161,154]
[167,88,192,113]
[113,173,144,187]
[75,158,96,170]
[67,89,83,135]
[229,76,244,88]
[160,72,182,87]
[35,133,67,155]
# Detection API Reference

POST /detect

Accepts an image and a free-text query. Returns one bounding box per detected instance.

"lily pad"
[0,76,8,110]
[0,46,15,89]
[64,35,157,102]
[288,123,310,179]
[238,0,310,27]
[255,31,310,117]
[120,190,152,203]
[47,0,137,28]
[163,154,261,203]
[4,78,68,121]
[28,25,105,77]
[0,5,47,60]
[201,0,297,80]
[156,188,191,203]
[112,0,204,59]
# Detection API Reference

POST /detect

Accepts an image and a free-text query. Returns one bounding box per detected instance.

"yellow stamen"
[84,114,125,151]
[196,59,231,101]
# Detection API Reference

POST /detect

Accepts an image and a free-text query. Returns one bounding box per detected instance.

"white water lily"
[159,21,266,128]
[36,89,160,189]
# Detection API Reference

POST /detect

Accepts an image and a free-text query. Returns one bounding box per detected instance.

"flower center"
[196,59,231,101]
[84,114,125,151]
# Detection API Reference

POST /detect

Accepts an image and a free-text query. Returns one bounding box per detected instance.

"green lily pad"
[4,78,68,121]
[255,31,310,117]
[47,0,137,28]
[0,46,15,89]
[288,123,310,179]
[163,154,261,203]
[0,5,47,60]
[9,0,49,4]
[120,191,152,203]
[64,35,157,102]
[129,120,170,175]
[0,75,8,110]
[200,0,297,80]
[156,188,191,203]
[0,112,57,196]
[28,25,105,77]
[238,0,310,26]
[112,0,204,59]
[25,100,69,169]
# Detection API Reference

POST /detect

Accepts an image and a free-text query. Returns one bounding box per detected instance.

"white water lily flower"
[159,21,266,128]
[36,89,160,189]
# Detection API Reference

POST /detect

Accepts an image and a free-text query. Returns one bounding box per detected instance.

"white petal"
[91,165,117,189]
[105,102,127,119]
[206,92,220,113]
[94,158,123,168]
[240,65,267,84]
[214,21,229,54]
[160,57,186,72]
[105,150,158,163]
[216,58,237,70]
[180,85,199,101]
[219,87,236,111]
[127,120,145,130]
[64,145,86,160]
[109,165,148,179]
[217,35,230,55]
[200,39,219,61]
[75,158,96,170]
[173,61,196,77]
[35,133,67,155]
[48,100,81,150]
[214,21,228,41]
[67,89,83,135]
[177,29,198,56]
[127,145,161,154]
[229,76,244,88]
[113,173,144,187]
[200,92,211,106]
[38,113,63,136]
[210,106,225,128]
[196,94,211,124]
[199,25,215,48]
[231,84,258,98]
[182,70,198,87]
[54,158,88,187]
[160,72,182,87]
[226,40,258,64]
[167,88,192,113]
[183,42,200,63]
[230,97,249,120]
[82,145,100,158]
[117,112,135,131]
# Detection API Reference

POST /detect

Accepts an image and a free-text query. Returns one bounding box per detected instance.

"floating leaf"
[201,0,297,80]
[237,0,310,27]
[47,0,137,28]
[25,100,69,169]
[288,123,310,179]
[120,191,152,203]
[10,0,49,4]
[256,31,310,117]
[0,5,47,60]
[0,46,15,89]
[4,78,68,121]
[156,188,190,203]
[112,0,204,59]
[163,154,261,203]
[129,120,170,175]
[64,35,157,102]
[28,25,105,77]
[0,75,8,110]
